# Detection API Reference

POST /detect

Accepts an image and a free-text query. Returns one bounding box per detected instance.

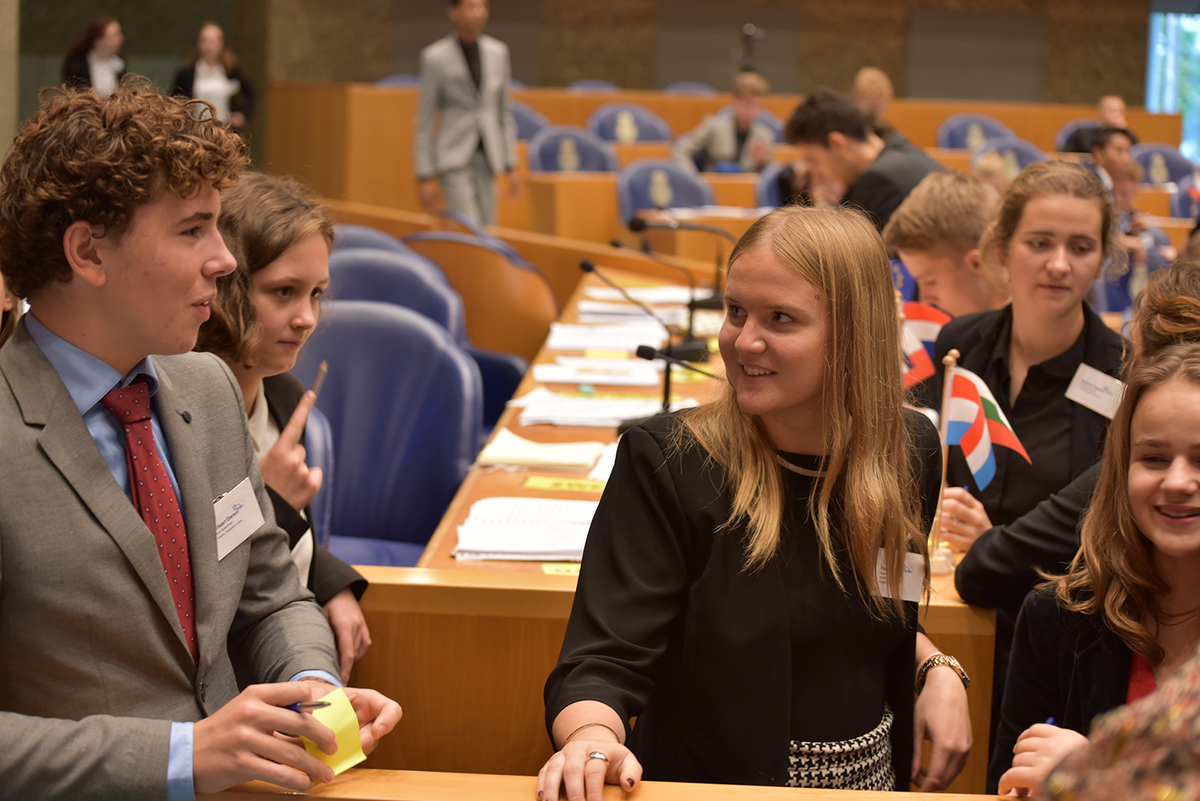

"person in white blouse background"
[171,23,256,131]
[62,16,125,96]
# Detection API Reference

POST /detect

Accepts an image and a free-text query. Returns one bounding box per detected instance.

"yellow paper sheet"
[524,476,607,493]
[542,563,581,576]
[301,688,367,776]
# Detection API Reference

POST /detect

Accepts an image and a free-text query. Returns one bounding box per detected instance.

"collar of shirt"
[985,303,1090,384]
[25,312,160,413]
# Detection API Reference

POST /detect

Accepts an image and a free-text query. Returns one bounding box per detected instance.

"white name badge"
[875,549,925,603]
[213,477,266,560]
[1065,363,1125,420]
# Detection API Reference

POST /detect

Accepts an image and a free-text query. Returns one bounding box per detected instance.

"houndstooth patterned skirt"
[785,704,894,790]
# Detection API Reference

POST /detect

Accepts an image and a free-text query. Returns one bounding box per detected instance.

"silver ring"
[587,751,610,763]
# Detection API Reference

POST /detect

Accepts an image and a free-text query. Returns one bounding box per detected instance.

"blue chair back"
[970,137,1049,178]
[1055,117,1097,152]
[376,73,420,87]
[1132,143,1198,185]
[526,125,619,172]
[587,103,673,143]
[567,79,619,92]
[304,404,335,549]
[329,248,465,341]
[510,101,550,141]
[756,161,790,207]
[617,159,716,223]
[332,223,412,255]
[663,81,718,95]
[1171,175,1200,219]
[937,113,1015,150]
[293,301,482,547]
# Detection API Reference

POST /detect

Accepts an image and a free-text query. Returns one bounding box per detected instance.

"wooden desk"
[202,768,1001,800]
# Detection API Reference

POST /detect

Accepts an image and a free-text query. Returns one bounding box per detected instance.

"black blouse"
[545,409,941,788]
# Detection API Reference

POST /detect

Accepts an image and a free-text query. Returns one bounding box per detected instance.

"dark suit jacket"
[261,373,366,604]
[843,135,944,230]
[170,64,256,122]
[988,586,1130,792]
[0,320,337,800]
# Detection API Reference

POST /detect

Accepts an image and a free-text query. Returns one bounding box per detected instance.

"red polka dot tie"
[101,379,199,663]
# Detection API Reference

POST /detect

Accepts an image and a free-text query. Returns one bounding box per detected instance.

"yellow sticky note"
[524,476,607,493]
[583,349,630,360]
[542,563,581,576]
[301,688,367,777]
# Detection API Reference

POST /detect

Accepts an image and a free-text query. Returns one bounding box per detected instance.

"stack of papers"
[476,428,607,470]
[510,387,697,427]
[532,355,661,387]
[545,322,667,352]
[456,496,600,561]
[584,286,706,305]
[574,300,689,326]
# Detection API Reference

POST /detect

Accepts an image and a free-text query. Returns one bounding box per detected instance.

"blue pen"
[1044,716,1057,726]
[287,700,331,713]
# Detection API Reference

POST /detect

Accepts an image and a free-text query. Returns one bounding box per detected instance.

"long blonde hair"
[677,206,928,614]
[1058,343,1200,662]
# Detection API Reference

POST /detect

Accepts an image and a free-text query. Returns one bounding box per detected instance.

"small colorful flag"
[944,365,1031,490]
[901,302,951,389]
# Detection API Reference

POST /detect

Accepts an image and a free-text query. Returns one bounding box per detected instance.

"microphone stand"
[629,216,733,311]
[609,240,708,360]
[579,260,709,362]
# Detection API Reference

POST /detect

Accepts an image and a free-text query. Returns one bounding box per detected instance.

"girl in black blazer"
[196,171,369,684]
[994,340,1200,795]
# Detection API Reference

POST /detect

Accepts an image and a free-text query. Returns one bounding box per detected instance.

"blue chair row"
[1133,142,1198,185]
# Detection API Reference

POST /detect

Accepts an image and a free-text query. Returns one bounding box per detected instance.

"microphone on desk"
[608,239,708,355]
[579,260,709,362]
[628,217,729,311]
[635,345,719,380]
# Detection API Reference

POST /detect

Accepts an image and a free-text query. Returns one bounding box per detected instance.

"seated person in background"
[1097,160,1177,317]
[196,171,370,684]
[1062,94,1130,154]
[773,158,816,207]
[882,171,1006,319]
[850,66,894,122]
[928,160,1126,748]
[0,270,17,347]
[991,341,1200,795]
[538,206,971,800]
[672,70,775,173]
[971,149,1011,196]
[784,87,942,230]
[1086,126,1138,191]
[0,83,400,799]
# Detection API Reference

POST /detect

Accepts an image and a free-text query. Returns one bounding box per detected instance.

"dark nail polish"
[626,778,635,788]
[537,792,544,799]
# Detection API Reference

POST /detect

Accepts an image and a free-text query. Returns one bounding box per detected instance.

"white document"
[456,497,600,561]
[545,322,668,353]
[588,443,620,481]
[516,389,698,427]
[584,286,705,305]
[476,428,607,470]
[532,356,661,387]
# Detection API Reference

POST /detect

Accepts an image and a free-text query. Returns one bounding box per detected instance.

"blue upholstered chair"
[328,247,526,431]
[304,404,335,549]
[937,113,1015,150]
[1170,175,1200,219]
[510,101,550,141]
[970,137,1049,178]
[617,158,716,224]
[1132,143,1198,186]
[376,73,421,87]
[1054,118,1098,152]
[292,300,482,561]
[332,223,411,255]
[587,103,673,143]
[526,125,619,172]
[663,80,718,95]
[567,78,619,92]
[755,161,790,207]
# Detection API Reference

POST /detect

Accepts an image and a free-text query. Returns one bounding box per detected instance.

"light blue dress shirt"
[25,315,340,801]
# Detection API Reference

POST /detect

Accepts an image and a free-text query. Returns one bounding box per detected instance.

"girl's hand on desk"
[940,487,991,552]
[912,666,972,791]
[536,738,641,801]
[998,724,1087,797]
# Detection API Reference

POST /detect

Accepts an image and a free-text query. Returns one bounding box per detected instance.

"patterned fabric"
[101,379,198,662]
[786,704,894,790]
[1041,644,1200,801]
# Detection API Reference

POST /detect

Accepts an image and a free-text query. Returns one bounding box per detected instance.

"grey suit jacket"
[671,113,776,173]
[0,320,338,800]
[415,33,518,179]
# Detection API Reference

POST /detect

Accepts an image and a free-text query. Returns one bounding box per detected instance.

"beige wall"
[1,0,18,154]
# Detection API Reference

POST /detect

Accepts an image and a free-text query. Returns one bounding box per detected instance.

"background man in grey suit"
[415,0,520,226]
[0,83,401,800]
